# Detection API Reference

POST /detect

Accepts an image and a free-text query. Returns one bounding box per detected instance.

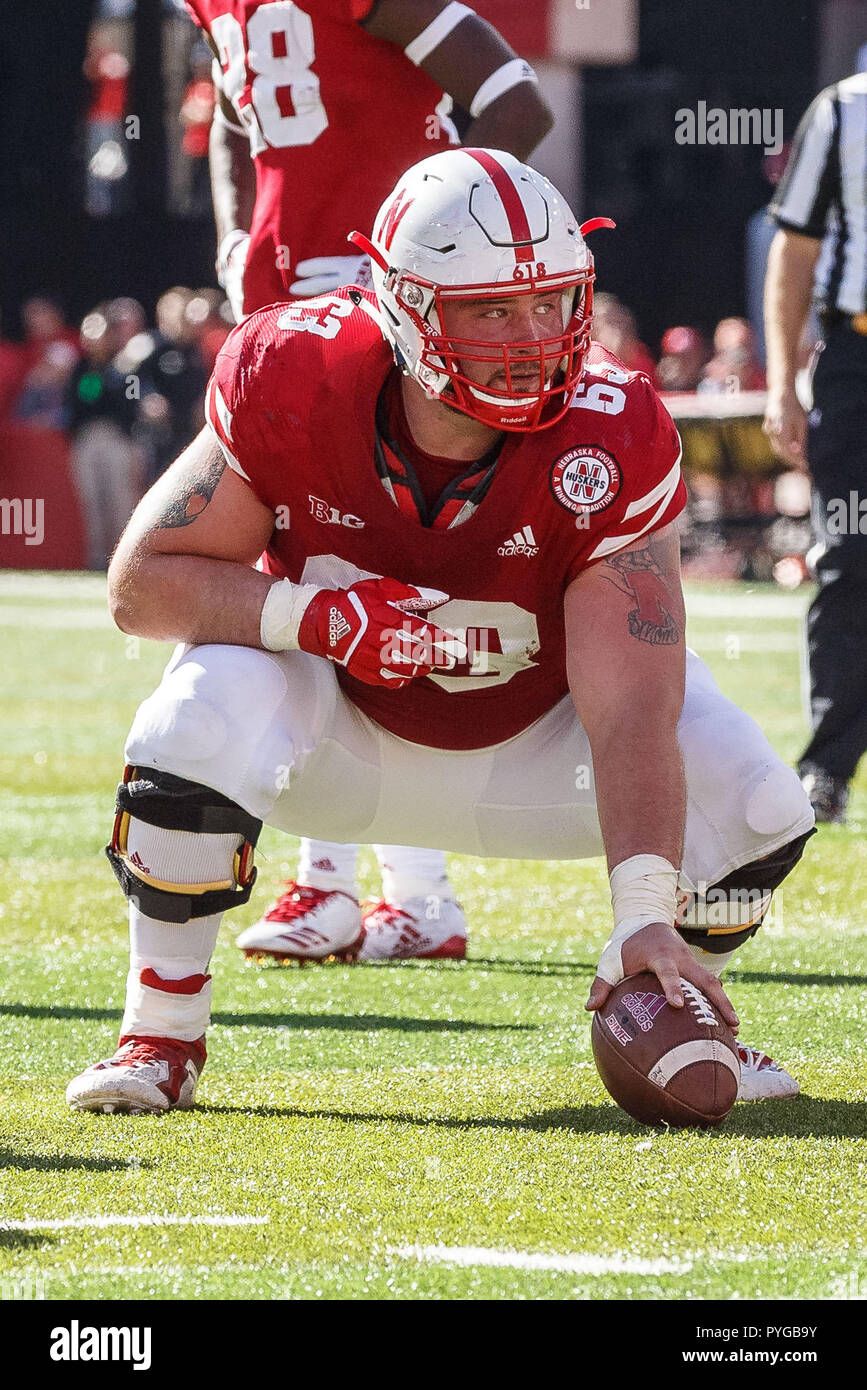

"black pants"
[802,322,867,780]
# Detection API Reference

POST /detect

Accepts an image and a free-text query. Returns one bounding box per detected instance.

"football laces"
[680,979,718,1027]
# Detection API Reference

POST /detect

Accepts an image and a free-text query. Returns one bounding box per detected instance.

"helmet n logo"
[378,190,415,253]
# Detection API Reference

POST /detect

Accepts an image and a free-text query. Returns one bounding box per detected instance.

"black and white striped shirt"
[770,73,867,315]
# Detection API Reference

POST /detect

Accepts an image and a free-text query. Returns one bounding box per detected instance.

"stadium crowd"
[1,286,777,572]
[0,290,232,569]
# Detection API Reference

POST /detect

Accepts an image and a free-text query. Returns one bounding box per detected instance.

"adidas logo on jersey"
[328,607,352,648]
[498,525,538,557]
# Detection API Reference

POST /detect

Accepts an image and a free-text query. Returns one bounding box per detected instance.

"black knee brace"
[106,766,261,923]
[676,829,815,955]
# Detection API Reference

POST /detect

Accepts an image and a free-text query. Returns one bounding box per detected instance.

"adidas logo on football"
[328,607,351,648]
[498,525,538,557]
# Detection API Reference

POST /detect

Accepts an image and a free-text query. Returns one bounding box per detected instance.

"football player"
[186,0,554,963]
[67,150,815,1115]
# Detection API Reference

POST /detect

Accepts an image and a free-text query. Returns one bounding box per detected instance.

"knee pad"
[677,829,815,954]
[106,766,261,923]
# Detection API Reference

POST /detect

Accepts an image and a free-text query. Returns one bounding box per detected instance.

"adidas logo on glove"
[328,607,352,648]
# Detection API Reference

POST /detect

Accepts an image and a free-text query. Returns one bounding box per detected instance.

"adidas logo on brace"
[498,525,538,557]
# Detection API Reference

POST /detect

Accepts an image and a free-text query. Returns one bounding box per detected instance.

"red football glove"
[297,578,466,688]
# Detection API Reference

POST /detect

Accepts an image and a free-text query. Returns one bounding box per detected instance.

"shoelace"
[737,1044,777,1071]
[363,900,413,933]
[113,1040,181,1068]
[266,883,333,923]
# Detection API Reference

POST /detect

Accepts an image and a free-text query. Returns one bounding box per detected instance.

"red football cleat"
[236,881,363,961]
[66,1034,206,1114]
[358,897,468,961]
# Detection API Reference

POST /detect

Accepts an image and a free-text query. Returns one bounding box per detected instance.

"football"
[591,973,740,1128]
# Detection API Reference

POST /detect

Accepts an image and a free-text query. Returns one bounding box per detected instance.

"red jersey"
[206,290,686,750]
[186,0,456,314]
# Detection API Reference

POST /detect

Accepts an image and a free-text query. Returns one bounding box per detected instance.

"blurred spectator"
[14,341,79,431]
[6,297,80,429]
[185,288,232,372]
[106,297,147,353]
[179,47,216,216]
[83,33,131,216]
[65,307,143,569]
[123,287,208,484]
[655,326,708,393]
[21,297,79,363]
[592,293,656,375]
[698,317,766,394]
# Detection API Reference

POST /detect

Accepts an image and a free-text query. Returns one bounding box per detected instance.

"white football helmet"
[349,148,613,432]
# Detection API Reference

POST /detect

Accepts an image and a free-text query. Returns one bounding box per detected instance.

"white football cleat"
[237,882,363,962]
[735,1044,800,1101]
[66,1034,206,1114]
[357,897,468,961]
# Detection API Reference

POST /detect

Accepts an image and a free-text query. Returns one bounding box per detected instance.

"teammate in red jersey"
[188,0,552,315]
[186,0,554,961]
[67,150,814,1115]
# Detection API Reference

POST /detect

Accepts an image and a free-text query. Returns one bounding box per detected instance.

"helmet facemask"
[376,263,595,433]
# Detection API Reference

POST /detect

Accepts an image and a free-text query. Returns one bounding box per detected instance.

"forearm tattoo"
[602,538,681,646]
[155,455,226,529]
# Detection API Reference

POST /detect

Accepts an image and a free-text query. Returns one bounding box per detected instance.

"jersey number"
[276,296,355,338]
[211,2,328,154]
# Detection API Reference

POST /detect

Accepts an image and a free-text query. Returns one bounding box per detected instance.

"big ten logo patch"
[308,495,365,529]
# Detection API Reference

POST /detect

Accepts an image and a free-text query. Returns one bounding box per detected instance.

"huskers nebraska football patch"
[549,446,622,516]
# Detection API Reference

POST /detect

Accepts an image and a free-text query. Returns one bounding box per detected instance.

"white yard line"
[688,634,802,652]
[0,1214,269,1231]
[391,1244,693,1275]
[0,573,106,600]
[684,591,810,620]
[0,604,112,629]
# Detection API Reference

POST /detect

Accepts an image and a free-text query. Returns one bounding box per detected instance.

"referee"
[764,72,867,823]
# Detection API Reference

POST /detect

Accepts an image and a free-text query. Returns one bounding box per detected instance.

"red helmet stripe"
[463,149,535,263]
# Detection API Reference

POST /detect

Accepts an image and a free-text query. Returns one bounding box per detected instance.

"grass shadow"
[197,1097,867,1140]
[0,1147,141,1174]
[211,1011,533,1033]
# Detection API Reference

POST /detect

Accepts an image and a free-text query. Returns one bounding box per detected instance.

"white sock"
[120,821,239,1042]
[374,845,450,904]
[297,839,359,896]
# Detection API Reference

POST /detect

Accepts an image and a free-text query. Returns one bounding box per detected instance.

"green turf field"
[1,571,865,1301]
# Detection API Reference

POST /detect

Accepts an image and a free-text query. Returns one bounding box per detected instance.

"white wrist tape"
[260,579,323,652]
[405,2,473,65]
[595,855,679,987]
[469,58,538,119]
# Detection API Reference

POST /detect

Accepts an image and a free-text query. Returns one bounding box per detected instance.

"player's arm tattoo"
[601,537,682,646]
[153,454,227,530]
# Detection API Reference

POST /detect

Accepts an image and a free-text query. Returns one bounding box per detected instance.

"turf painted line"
[393,1244,692,1276]
[684,590,810,620]
[0,604,113,629]
[0,1215,269,1231]
[690,633,801,652]
[0,573,107,600]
